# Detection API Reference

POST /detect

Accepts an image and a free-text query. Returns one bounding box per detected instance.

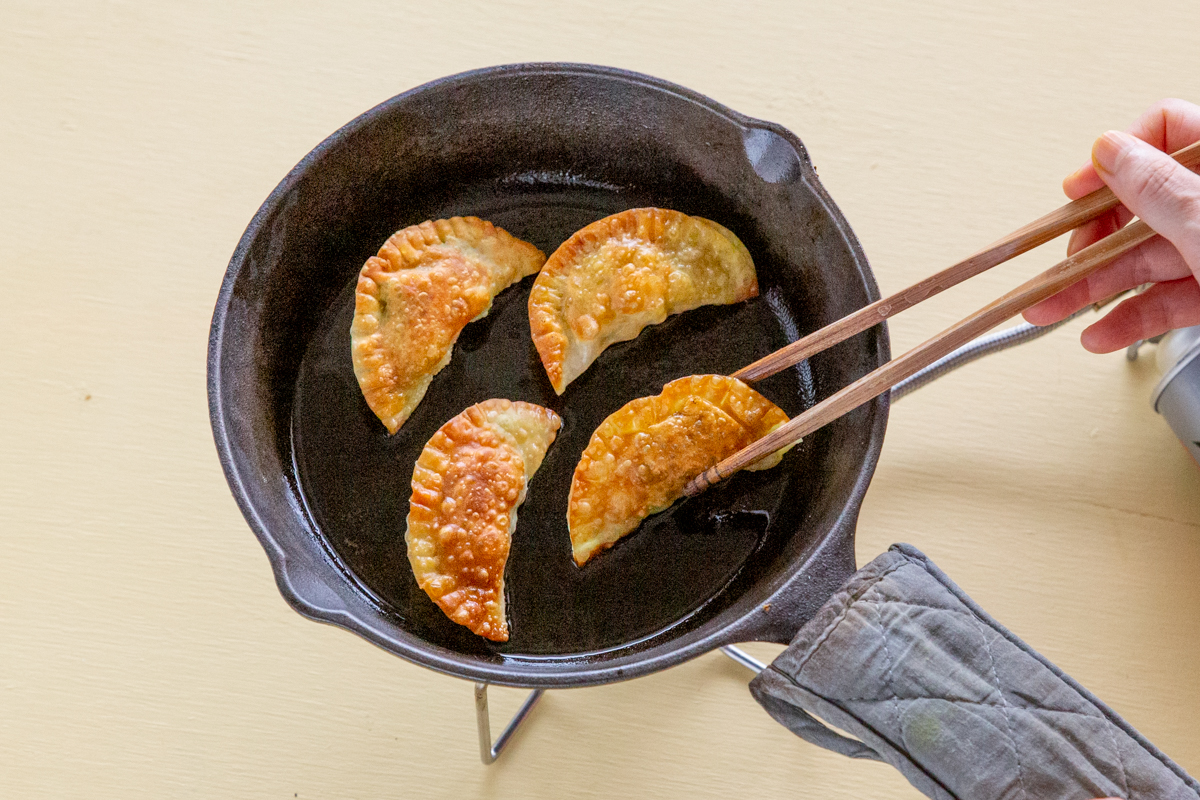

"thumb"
[1092,130,1200,274]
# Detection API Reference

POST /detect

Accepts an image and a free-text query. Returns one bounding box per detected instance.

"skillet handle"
[745,544,1200,800]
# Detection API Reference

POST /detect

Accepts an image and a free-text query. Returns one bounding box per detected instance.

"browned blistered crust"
[351,217,545,434]
[406,400,561,641]
[568,375,788,566]
[528,208,758,394]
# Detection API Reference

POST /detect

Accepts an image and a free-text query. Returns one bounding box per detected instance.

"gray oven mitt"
[749,543,1199,800]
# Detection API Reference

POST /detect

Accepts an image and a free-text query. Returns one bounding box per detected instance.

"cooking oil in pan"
[289,197,819,659]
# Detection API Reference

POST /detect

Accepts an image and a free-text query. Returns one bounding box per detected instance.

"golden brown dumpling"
[352,218,545,434]
[568,375,790,566]
[406,399,562,641]
[528,208,758,394]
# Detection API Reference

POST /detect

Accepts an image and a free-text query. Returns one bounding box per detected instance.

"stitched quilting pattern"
[751,547,1199,800]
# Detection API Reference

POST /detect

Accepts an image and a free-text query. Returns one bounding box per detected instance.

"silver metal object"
[1150,325,1200,466]
[1127,334,1166,362]
[890,308,1091,401]
[475,683,544,764]
[721,645,768,673]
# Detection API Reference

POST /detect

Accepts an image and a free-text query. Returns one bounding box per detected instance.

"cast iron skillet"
[207,63,890,689]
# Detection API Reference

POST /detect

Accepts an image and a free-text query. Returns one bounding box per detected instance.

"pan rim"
[207,62,890,688]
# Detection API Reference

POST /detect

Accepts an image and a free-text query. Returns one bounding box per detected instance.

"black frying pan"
[207,63,890,688]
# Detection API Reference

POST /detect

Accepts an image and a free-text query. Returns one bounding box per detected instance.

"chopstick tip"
[685,467,719,497]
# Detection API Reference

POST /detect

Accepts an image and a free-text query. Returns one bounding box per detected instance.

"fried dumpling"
[406,399,562,641]
[568,375,790,566]
[528,208,758,394]
[352,217,546,434]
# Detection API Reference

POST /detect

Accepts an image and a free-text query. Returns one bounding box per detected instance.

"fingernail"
[1092,130,1134,174]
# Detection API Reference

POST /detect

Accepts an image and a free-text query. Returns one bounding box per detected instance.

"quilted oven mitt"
[750,544,1200,800]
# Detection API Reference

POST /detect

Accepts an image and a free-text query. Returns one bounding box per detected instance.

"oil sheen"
[290,194,816,658]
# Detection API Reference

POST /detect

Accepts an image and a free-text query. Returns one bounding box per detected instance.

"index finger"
[1062,98,1200,199]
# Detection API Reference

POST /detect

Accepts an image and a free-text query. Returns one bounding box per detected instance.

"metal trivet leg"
[475,683,544,765]
[721,645,767,673]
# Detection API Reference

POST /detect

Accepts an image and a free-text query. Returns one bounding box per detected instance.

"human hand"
[1022,98,1200,352]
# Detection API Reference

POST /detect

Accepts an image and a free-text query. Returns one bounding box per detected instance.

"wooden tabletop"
[3,2,1198,797]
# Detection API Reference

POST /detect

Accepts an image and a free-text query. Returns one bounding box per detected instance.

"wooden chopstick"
[734,139,1200,383]
[685,216,1158,496]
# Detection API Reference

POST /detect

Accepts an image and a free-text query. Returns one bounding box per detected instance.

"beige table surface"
[3,1,1199,797]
